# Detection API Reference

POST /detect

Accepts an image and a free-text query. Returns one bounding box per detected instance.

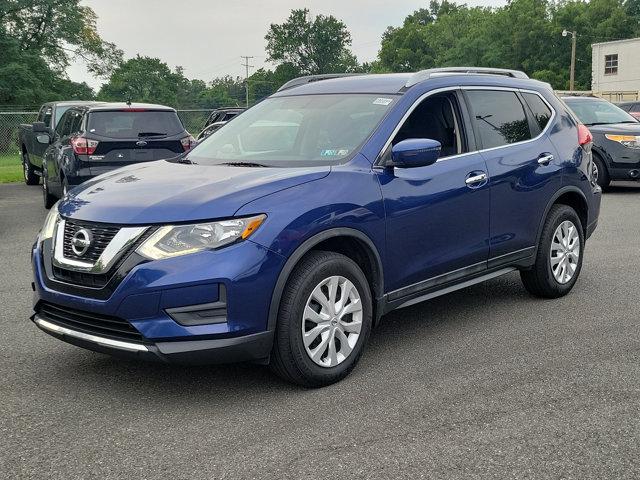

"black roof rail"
[277,74,363,92]
[406,67,529,87]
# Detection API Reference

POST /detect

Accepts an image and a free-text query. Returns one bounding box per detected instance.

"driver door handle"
[538,154,554,165]
[465,172,487,186]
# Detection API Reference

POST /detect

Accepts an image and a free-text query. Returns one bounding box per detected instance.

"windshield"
[564,99,638,126]
[87,111,185,139]
[187,94,396,167]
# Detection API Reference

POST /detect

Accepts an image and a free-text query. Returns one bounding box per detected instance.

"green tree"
[265,8,360,75]
[98,56,187,105]
[0,24,94,105]
[1,0,122,77]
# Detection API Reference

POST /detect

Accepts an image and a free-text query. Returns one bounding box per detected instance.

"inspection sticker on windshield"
[321,149,349,157]
[373,97,393,106]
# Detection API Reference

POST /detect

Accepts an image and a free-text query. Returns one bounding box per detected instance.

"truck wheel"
[520,204,584,298]
[22,151,39,185]
[270,251,372,387]
[43,174,56,209]
[592,153,610,189]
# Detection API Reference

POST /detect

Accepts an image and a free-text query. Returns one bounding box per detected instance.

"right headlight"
[39,202,60,243]
[136,214,266,260]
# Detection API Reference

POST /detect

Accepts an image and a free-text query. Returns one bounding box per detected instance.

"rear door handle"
[538,154,554,165]
[465,172,487,186]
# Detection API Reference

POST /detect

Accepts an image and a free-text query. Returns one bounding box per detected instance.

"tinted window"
[55,112,72,136]
[54,106,71,126]
[392,92,465,158]
[87,111,185,139]
[67,110,83,135]
[523,93,553,131]
[467,90,532,149]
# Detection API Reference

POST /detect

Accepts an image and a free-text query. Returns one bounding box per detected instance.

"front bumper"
[33,314,274,364]
[32,235,285,364]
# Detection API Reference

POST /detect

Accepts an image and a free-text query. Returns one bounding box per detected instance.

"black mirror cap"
[391,138,442,168]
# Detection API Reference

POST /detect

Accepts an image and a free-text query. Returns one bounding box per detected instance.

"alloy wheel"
[592,161,599,183]
[550,220,580,284]
[302,275,363,368]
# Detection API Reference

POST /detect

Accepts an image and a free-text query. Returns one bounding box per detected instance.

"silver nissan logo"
[71,228,93,256]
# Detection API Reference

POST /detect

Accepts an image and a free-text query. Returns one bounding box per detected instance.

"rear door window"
[522,93,553,132]
[87,111,185,139]
[466,90,532,149]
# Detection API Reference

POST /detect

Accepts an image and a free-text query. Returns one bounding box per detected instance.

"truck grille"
[36,302,145,343]
[63,220,120,263]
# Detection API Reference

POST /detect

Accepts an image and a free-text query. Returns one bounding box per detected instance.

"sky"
[68,0,506,90]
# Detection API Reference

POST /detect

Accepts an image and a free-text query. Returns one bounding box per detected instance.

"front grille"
[51,266,110,288]
[37,302,145,343]
[63,220,120,263]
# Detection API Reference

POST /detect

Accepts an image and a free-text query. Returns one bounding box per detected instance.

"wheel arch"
[267,228,385,332]
[535,186,589,248]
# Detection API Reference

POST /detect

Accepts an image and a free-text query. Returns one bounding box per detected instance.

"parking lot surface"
[1,182,639,479]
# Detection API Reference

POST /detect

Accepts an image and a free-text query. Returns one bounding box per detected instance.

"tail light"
[181,135,197,151]
[577,124,592,148]
[71,136,99,155]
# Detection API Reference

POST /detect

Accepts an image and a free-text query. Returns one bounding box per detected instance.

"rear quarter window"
[87,111,185,139]
[522,93,553,132]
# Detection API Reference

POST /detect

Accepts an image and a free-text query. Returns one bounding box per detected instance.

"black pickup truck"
[19,101,102,185]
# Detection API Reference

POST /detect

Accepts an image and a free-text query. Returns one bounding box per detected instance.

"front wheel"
[592,154,610,189]
[270,251,372,387]
[22,151,39,185]
[42,174,57,209]
[520,204,584,298]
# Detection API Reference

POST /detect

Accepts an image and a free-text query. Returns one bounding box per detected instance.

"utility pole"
[562,30,577,91]
[241,56,254,108]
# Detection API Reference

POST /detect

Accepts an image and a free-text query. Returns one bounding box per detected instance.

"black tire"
[520,204,585,298]
[42,174,56,209]
[592,153,610,189]
[22,150,39,185]
[270,250,372,387]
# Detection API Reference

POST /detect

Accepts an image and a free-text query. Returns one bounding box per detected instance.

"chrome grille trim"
[52,219,148,274]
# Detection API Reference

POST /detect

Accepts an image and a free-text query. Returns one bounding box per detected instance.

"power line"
[241,56,254,108]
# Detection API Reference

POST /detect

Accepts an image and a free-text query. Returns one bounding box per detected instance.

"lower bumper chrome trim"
[34,315,149,352]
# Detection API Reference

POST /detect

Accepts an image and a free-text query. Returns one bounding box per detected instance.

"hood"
[58,160,330,224]
[588,122,640,134]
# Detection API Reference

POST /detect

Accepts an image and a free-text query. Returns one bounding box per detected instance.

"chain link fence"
[0,109,214,156]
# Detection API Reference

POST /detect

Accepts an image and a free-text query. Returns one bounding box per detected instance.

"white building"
[592,37,640,92]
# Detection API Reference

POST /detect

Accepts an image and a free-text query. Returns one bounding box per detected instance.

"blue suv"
[31,68,601,387]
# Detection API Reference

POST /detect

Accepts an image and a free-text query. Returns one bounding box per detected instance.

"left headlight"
[605,134,640,149]
[39,202,60,243]
[136,214,266,260]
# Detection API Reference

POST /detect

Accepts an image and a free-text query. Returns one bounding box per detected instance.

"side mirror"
[36,134,51,145]
[32,121,47,133]
[391,138,441,168]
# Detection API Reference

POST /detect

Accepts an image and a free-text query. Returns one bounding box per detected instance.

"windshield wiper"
[138,131,167,137]
[219,162,269,168]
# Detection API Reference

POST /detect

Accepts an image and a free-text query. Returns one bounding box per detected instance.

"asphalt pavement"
[1,182,639,479]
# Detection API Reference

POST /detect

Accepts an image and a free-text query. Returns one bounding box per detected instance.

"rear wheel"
[22,151,39,185]
[270,251,372,387]
[520,204,584,298]
[592,153,610,189]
